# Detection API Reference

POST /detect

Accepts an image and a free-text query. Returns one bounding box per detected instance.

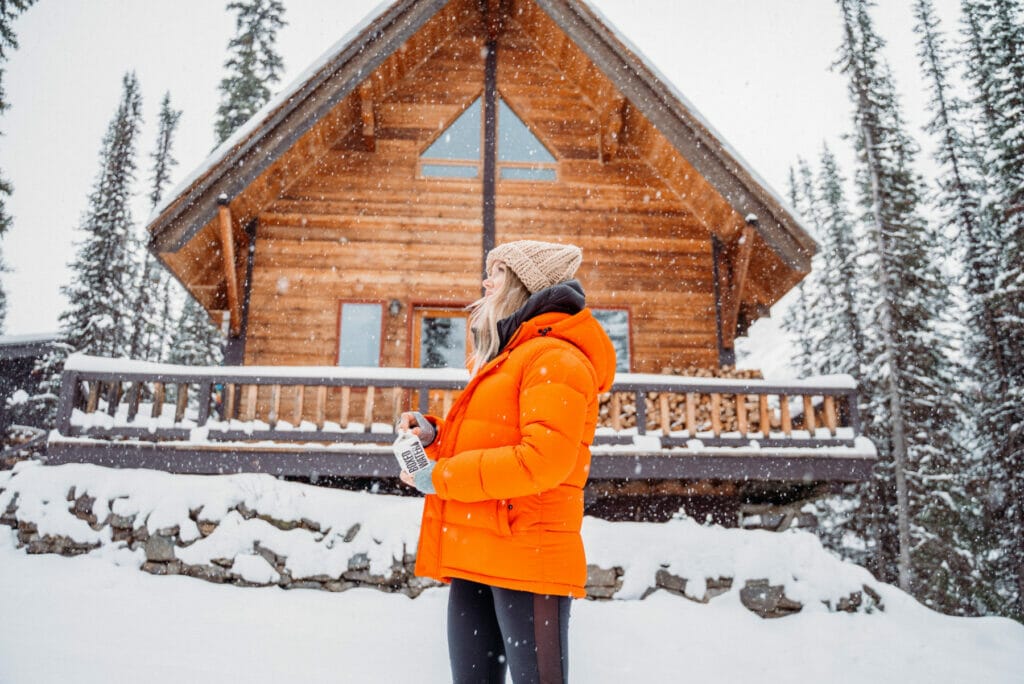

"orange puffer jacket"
[414,306,616,597]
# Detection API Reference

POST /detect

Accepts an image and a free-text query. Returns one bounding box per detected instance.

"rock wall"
[1,481,884,619]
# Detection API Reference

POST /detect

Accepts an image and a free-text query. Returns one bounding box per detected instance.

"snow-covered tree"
[213,0,286,144]
[959,0,1024,621]
[780,164,818,377]
[784,148,875,573]
[813,145,865,378]
[27,73,144,425]
[835,0,964,602]
[168,296,223,367]
[60,72,143,358]
[0,0,37,332]
[126,92,182,363]
[910,0,1008,616]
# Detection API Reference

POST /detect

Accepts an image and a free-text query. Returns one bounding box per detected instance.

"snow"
[1,461,1022,682]
[63,352,470,383]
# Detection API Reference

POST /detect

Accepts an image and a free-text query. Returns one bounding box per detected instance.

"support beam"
[722,222,756,349]
[481,4,499,286]
[359,81,375,151]
[217,198,242,336]
[600,97,626,162]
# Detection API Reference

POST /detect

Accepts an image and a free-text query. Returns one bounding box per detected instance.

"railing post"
[847,389,862,436]
[55,369,78,436]
[197,382,212,427]
[126,382,142,422]
[634,392,646,435]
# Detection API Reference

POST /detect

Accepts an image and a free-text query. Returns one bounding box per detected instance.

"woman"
[399,240,616,684]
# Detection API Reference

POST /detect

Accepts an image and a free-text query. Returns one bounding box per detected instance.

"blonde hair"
[467,261,531,374]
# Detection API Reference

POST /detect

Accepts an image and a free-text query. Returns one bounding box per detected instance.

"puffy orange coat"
[414,307,616,597]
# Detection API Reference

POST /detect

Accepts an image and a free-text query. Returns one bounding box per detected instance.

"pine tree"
[168,297,223,367]
[784,148,877,572]
[780,165,818,377]
[126,92,182,363]
[960,0,1024,621]
[213,0,286,144]
[28,73,145,426]
[814,145,865,379]
[835,0,964,601]
[59,72,143,358]
[912,0,1006,615]
[0,0,37,332]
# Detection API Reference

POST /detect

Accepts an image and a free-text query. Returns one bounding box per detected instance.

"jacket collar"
[496,280,585,354]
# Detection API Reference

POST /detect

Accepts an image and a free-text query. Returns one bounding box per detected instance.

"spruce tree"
[168,297,223,367]
[213,0,286,144]
[913,0,1006,615]
[780,165,817,377]
[126,92,182,363]
[835,0,964,600]
[814,145,865,379]
[29,73,143,424]
[960,0,1024,621]
[59,72,143,358]
[0,0,37,332]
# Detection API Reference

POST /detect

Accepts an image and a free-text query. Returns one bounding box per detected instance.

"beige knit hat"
[486,240,582,294]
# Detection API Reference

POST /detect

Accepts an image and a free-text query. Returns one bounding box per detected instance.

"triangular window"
[420,96,556,181]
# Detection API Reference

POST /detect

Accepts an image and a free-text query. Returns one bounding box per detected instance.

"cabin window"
[592,308,631,373]
[419,96,556,181]
[413,307,470,369]
[337,302,383,367]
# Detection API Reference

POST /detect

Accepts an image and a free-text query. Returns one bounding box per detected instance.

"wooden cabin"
[45,0,874,524]
[147,0,814,374]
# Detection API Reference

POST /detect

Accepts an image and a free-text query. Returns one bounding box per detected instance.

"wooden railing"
[54,356,861,451]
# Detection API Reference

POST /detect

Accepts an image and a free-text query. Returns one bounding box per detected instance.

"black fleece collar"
[496,280,586,353]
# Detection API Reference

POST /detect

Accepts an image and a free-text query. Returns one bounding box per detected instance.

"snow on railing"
[55,355,864,451]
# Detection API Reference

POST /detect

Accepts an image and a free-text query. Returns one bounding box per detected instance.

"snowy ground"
[1,463,1022,683]
[2,538,1021,683]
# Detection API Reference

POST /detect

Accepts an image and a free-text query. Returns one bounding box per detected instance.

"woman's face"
[483,262,506,297]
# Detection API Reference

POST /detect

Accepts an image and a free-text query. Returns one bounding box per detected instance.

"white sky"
[0,0,962,340]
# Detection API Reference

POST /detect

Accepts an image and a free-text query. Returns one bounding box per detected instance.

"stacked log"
[597,366,765,434]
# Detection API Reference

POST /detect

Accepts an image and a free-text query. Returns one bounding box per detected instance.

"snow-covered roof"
[0,333,60,360]
[146,0,816,272]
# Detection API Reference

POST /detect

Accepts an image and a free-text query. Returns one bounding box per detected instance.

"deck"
[44,354,876,484]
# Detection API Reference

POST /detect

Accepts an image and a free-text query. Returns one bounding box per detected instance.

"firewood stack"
[597,366,766,434]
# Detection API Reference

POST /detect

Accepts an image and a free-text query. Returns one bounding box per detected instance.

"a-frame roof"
[147,0,815,273]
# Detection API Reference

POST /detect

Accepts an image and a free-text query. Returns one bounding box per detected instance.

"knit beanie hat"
[486,240,583,294]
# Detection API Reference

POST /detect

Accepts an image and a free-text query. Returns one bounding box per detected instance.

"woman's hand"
[397,411,437,447]
[399,463,436,494]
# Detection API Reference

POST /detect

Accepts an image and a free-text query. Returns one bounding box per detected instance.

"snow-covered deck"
[47,354,876,482]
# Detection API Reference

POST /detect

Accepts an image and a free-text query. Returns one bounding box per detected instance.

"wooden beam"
[600,96,626,162]
[217,199,242,336]
[723,223,756,349]
[484,0,504,39]
[359,81,375,151]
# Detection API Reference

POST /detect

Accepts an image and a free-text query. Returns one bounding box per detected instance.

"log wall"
[240,1,720,374]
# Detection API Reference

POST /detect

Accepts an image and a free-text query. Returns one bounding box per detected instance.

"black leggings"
[447,578,571,684]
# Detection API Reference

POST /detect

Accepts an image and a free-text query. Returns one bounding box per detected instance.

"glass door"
[412,307,470,415]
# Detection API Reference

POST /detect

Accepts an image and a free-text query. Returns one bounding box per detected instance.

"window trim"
[335,300,386,367]
[417,94,558,182]
[591,306,633,373]
[410,305,472,370]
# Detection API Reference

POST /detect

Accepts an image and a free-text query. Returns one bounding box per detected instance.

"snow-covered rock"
[0,460,899,616]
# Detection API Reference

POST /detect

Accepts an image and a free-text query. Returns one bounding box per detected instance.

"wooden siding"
[153,0,815,374]
[239,3,719,372]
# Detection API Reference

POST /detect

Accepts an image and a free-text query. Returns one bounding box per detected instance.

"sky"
[0,0,964,348]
